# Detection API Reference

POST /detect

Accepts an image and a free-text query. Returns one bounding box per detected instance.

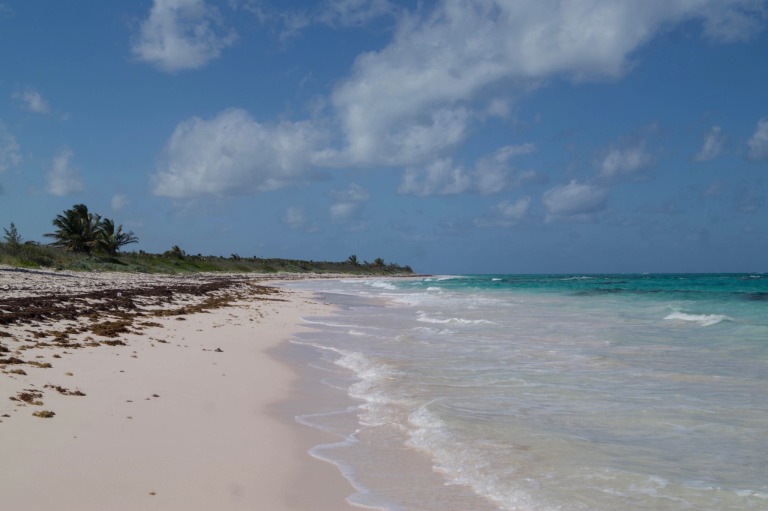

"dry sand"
[0,267,359,510]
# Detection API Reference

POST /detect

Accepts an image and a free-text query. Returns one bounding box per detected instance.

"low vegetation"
[1,205,414,275]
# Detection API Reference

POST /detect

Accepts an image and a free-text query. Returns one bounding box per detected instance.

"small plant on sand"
[90,319,131,337]
[27,361,53,368]
[44,384,85,396]
[0,356,26,365]
[11,390,44,405]
[32,410,55,418]
[100,339,127,346]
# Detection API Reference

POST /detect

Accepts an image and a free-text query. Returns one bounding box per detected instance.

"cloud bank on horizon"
[0,0,767,273]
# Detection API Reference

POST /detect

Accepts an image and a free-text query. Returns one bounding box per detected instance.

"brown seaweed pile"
[0,275,283,421]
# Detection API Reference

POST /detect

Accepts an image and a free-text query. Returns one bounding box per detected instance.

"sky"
[0,0,767,274]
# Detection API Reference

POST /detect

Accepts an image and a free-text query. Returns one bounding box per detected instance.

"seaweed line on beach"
[0,274,282,421]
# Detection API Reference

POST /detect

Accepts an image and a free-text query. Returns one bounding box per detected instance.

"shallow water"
[284,274,768,510]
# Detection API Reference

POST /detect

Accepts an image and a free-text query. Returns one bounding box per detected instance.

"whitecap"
[664,311,732,327]
[417,313,496,326]
[368,281,397,291]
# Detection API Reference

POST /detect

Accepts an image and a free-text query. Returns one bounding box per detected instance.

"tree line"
[2,204,413,274]
[4,204,138,257]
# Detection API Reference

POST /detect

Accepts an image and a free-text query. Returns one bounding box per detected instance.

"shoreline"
[0,269,359,510]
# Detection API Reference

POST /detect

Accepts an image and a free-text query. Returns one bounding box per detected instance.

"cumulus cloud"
[132,0,236,72]
[747,118,768,160]
[46,147,84,196]
[329,183,370,223]
[151,109,328,197]
[0,121,22,173]
[152,0,765,199]
[598,142,652,179]
[330,0,758,167]
[475,196,532,227]
[399,158,471,196]
[542,180,608,221]
[398,143,535,196]
[13,89,50,114]
[695,125,725,162]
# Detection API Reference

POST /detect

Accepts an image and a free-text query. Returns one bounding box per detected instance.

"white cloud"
[474,143,536,194]
[330,0,758,167]
[46,147,84,196]
[398,143,535,196]
[283,206,319,231]
[0,121,22,172]
[13,89,50,114]
[542,180,608,221]
[399,158,472,196]
[598,142,652,179]
[695,125,725,162]
[329,202,359,221]
[747,118,768,160]
[132,0,236,72]
[151,0,765,199]
[237,0,397,41]
[512,169,548,187]
[475,196,532,227]
[319,0,398,27]
[151,109,328,198]
[111,194,130,211]
[331,182,370,202]
[700,1,767,43]
[329,183,369,222]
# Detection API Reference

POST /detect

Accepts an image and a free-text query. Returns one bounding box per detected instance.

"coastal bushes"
[0,204,413,275]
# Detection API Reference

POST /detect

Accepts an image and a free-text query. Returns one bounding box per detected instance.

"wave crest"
[664,311,732,326]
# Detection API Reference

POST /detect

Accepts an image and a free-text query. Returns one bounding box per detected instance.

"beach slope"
[0,269,356,511]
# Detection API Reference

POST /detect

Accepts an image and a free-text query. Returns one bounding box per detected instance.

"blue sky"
[1,0,767,274]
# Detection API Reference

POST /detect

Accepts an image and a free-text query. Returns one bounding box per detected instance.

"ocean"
[282,274,768,510]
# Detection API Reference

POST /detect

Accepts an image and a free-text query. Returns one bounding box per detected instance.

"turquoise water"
[284,274,768,510]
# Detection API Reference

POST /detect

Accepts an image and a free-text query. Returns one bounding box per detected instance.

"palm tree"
[97,218,138,256]
[164,245,186,260]
[347,254,359,266]
[44,204,102,253]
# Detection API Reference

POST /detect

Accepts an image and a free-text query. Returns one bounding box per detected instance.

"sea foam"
[664,311,732,326]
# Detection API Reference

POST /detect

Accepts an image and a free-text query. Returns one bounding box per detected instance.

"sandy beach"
[0,267,358,510]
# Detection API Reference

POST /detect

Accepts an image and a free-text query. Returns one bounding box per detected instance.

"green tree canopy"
[44,204,102,253]
[44,204,138,255]
[97,218,138,256]
[3,222,22,248]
